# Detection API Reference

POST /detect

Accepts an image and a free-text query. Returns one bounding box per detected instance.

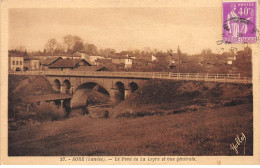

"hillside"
[111,79,252,117]
[9,75,57,102]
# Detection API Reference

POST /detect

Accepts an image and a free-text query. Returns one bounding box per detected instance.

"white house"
[24,57,41,70]
[152,55,157,61]
[9,54,24,71]
[88,56,105,65]
[110,56,133,68]
[72,51,89,60]
[227,54,237,65]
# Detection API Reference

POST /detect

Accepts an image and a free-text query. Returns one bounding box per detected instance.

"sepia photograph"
[1,0,260,165]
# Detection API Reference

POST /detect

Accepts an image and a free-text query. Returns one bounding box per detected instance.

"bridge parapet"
[9,71,252,84]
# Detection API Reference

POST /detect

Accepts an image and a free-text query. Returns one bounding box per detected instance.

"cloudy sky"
[9,7,229,54]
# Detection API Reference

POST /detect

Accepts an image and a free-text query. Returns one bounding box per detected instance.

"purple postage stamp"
[222,0,258,43]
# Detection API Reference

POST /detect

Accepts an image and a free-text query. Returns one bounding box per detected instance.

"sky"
[9,7,235,54]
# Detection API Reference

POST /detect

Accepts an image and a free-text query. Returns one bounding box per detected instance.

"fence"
[8,70,252,84]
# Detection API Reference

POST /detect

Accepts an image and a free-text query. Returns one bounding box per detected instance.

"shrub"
[223,99,245,106]
[33,102,66,121]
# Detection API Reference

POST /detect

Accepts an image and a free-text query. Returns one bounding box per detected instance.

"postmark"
[222,0,258,43]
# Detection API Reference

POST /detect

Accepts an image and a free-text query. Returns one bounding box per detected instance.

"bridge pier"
[60,85,74,94]
[124,89,132,100]
[60,85,65,94]
[108,88,118,105]
[70,86,75,95]
[108,88,132,105]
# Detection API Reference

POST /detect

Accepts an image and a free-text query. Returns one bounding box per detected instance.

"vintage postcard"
[1,0,260,165]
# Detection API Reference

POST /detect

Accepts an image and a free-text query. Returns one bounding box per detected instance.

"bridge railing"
[8,70,252,84]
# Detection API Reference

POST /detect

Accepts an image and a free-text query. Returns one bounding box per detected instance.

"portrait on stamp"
[223,1,257,43]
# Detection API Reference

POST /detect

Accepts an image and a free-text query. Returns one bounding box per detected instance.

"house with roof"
[9,54,24,71]
[88,56,105,65]
[95,58,112,66]
[33,54,81,61]
[71,51,89,60]
[76,65,110,71]
[151,55,157,61]
[48,59,91,71]
[227,54,237,65]
[24,57,41,70]
[41,57,62,70]
[109,53,133,68]
[110,56,132,68]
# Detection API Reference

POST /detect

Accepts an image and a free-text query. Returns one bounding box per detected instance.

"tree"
[143,47,152,54]
[84,43,98,55]
[73,41,84,52]
[233,46,252,76]
[63,35,73,51]
[102,48,116,57]
[201,48,212,55]
[54,43,66,54]
[63,35,83,52]
[45,38,57,55]
[133,49,140,55]
[152,48,158,54]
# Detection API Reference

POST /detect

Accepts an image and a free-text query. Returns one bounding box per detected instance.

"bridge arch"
[76,82,110,96]
[63,80,71,94]
[53,79,61,92]
[129,82,139,93]
[71,82,110,108]
[115,81,125,101]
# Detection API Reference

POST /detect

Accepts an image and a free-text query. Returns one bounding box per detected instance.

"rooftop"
[75,65,109,71]
[9,53,24,57]
[95,59,112,63]
[42,57,62,66]
[49,59,91,68]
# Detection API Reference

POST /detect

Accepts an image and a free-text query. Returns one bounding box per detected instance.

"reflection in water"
[50,96,113,118]
[53,99,72,117]
[63,99,72,117]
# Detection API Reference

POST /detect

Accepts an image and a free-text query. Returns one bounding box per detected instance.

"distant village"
[8,35,252,76]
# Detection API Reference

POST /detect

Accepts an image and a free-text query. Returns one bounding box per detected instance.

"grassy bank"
[9,103,252,156]
[111,79,252,118]
[8,75,65,130]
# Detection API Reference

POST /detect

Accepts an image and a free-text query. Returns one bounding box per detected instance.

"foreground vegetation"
[9,103,252,156]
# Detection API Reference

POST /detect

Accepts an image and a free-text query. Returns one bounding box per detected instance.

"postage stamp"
[222,0,258,43]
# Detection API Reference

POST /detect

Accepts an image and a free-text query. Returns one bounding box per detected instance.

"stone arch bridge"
[9,70,251,107]
[45,72,148,107]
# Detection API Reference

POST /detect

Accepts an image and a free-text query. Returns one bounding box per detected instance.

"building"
[111,57,132,68]
[9,54,24,71]
[41,57,62,70]
[151,55,157,61]
[95,59,112,66]
[33,54,81,61]
[71,51,89,60]
[109,54,133,68]
[227,55,237,65]
[33,55,59,61]
[88,56,105,65]
[24,57,41,70]
[48,59,91,71]
[76,65,110,71]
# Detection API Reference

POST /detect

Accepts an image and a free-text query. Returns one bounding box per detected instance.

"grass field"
[9,103,252,156]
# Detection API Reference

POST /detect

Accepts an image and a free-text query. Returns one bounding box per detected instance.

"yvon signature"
[230,132,246,155]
